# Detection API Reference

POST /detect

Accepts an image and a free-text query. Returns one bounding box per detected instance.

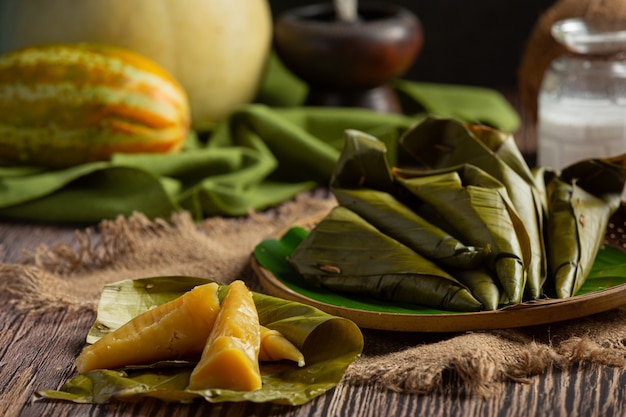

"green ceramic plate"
[252,224,626,332]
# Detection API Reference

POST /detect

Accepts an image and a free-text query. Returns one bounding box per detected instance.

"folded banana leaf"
[399,117,547,300]
[393,164,531,305]
[560,154,626,200]
[443,266,503,311]
[543,156,626,298]
[465,124,540,192]
[288,206,482,312]
[35,276,363,405]
[332,187,486,269]
[329,129,396,192]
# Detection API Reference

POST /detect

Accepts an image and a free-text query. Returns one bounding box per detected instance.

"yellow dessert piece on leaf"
[259,326,305,367]
[187,280,262,391]
[75,282,220,373]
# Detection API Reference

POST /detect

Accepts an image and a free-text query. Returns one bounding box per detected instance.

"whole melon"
[0,43,190,168]
[0,0,272,130]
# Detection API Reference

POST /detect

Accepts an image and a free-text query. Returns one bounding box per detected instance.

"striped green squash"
[0,43,190,168]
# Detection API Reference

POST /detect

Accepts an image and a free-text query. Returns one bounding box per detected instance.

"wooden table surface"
[2,93,626,417]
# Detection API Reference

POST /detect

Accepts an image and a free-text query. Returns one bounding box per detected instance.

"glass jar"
[537,18,626,170]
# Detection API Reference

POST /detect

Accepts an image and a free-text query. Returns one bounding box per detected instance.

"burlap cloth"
[2,190,626,398]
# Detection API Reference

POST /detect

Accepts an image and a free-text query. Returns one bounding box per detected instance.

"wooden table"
[2,93,626,417]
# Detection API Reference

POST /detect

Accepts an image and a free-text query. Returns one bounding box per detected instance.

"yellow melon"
[0,0,272,129]
[0,43,190,168]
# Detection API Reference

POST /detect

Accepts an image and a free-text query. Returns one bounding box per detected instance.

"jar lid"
[552,18,626,55]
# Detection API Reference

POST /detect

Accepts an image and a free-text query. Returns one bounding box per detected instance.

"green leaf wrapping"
[443,267,503,311]
[332,187,486,269]
[543,156,626,298]
[560,155,626,203]
[281,121,626,313]
[330,129,396,192]
[399,117,547,300]
[394,165,530,305]
[288,206,482,312]
[35,276,364,405]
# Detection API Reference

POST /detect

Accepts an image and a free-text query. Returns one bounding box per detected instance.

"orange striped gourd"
[0,43,190,168]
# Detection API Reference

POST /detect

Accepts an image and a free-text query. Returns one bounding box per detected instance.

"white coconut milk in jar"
[537,18,626,173]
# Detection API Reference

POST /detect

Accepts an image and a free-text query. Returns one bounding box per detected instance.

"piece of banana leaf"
[442,266,504,311]
[393,164,531,305]
[35,276,363,405]
[560,154,626,200]
[329,129,396,192]
[465,124,540,191]
[288,205,482,312]
[399,117,547,300]
[542,156,626,298]
[332,187,486,269]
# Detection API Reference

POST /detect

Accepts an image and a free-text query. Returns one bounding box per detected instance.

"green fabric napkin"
[0,54,520,223]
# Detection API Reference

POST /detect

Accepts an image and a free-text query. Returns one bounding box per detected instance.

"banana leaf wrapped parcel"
[442,266,504,311]
[321,128,523,310]
[330,130,486,270]
[393,164,531,305]
[330,129,396,192]
[540,156,626,298]
[332,188,486,269]
[288,206,483,312]
[286,121,626,313]
[399,117,547,300]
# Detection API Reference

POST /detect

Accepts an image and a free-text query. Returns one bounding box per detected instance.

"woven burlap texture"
[2,191,626,398]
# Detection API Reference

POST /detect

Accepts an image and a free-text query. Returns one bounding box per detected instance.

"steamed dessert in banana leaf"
[188,280,262,391]
[288,205,482,312]
[38,277,363,405]
[332,188,486,269]
[399,117,547,300]
[393,164,531,305]
[543,176,608,298]
[76,282,221,373]
[540,156,626,298]
[330,130,486,269]
[330,129,396,192]
[442,266,503,311]
[322,129,517,309]
[287,119,626,313]
[76,280,283,389]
